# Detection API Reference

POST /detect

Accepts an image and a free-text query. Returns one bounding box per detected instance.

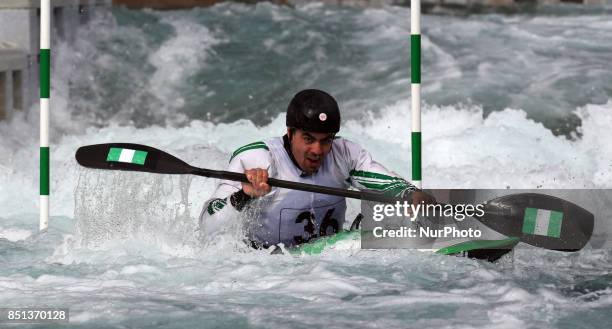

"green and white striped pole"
[410,0,422,189]
[40,0,50,231]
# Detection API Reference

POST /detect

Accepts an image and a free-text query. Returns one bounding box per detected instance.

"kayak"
[288,230,520,262]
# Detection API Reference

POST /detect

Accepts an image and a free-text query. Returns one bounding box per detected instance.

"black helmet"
[286,89,341,133]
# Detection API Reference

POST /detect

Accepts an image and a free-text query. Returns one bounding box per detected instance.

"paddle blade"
[75,143,193,175]
[476,193,594,251]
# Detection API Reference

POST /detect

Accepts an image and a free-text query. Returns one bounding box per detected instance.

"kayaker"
[199,89,434,248]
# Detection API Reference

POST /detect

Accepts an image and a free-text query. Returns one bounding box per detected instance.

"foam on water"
[28,4,611,134]
[3,100,612,327]
[0,227,32,242]
[1,3,612,328]
[3,99,612,219]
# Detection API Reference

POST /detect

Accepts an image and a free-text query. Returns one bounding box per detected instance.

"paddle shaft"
[190,167,397,203]
[191,167,484,216]
[192,167,464,207]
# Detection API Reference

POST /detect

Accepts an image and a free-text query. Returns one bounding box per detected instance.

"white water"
[1,3,612,328]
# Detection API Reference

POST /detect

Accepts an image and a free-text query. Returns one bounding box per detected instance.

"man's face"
[288,128,335,174]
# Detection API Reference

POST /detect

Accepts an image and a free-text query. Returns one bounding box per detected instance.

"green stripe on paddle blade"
[106,147,148,165]
[521,207,563,238]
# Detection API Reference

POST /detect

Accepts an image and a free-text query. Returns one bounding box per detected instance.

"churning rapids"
[1,2,612,328]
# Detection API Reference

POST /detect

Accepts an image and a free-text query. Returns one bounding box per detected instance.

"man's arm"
[342,139,433,204]
[198,142,273,237]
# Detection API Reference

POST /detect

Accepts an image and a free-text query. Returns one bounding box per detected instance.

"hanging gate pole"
[410,0,422,189]
[40,0,51,231]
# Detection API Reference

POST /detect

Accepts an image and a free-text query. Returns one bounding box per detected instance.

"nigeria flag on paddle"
[106,147,148,165]
[522,207,564,238]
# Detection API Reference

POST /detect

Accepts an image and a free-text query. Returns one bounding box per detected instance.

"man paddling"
[199,89,434,248]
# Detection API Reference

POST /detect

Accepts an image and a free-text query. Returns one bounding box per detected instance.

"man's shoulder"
[332,136,365,155]
[229,140,269,162]
[228,138,281,163]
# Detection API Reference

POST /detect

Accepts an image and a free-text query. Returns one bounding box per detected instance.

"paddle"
[75,143,594,251]
[75,143,396,203]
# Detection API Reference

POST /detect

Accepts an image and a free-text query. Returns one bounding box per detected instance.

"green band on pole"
[40,49,50,98]
[411,132,421,181]
[40,147,50,195]
[410,35,421,84]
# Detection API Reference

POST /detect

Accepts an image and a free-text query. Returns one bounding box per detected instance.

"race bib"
[279,200,346,245]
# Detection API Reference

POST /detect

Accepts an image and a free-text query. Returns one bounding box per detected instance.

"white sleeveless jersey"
[199,136,417,247]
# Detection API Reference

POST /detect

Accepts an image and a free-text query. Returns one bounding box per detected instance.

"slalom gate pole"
[40,0,50,231]
[410,0,422,189]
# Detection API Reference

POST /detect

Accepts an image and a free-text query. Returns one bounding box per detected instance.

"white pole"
[40,0,50,231]
[410,0,422,189]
